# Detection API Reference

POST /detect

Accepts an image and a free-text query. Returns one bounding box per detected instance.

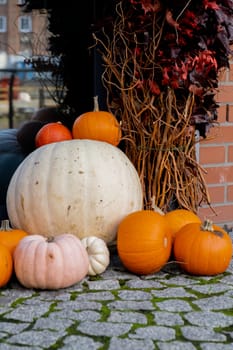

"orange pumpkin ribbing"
[72,96,122,146]
[165,208,201,242]
[35,122,72,148]
[0,244,13,287]
[117,210,172,275]
[0,220,28,255]
[174,220,233,276]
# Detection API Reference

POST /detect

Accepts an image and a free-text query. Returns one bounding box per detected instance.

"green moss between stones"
[223,309,233,317]
[87,275,104,281]
[99,303,111,321]
[69,291,79,301]
[10,296,32,307]
[42,301,60,317]
[51,320,111,350]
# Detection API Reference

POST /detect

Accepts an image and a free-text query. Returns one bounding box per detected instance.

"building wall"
[0,0,48,59]
[0,0,8,55]
[7,0,20,54]
[198,60,233,230]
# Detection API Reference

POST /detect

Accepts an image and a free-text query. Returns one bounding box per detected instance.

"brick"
[227,185,233,202]
[199,146,225,165]
[216,85,233,103]
[229,64,233,81]
[201,165,233,184]
[215,104,233,123]
[206,186,225,203]
[218,67,228,82]
[226,104,233,123]
[228,145,233,162]
[200,124,233,144]
[198,204,233,224]
[199,127,220,144]
[216,105,227,123]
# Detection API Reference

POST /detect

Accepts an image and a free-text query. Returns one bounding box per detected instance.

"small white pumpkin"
[81,236,110,275]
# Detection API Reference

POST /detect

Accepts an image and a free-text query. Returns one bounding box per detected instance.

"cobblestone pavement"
[0,244,233,350]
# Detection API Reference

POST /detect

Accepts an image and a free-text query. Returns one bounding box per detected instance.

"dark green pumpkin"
[0,128,26,220]
[0,121,45,220]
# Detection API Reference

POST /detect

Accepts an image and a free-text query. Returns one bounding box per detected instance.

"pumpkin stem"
[201,219,214,232]
[151,196,164,215]
[46,236,55,243]
[201,219,224,237]
[0,220,12,232]
[93,96,99,112]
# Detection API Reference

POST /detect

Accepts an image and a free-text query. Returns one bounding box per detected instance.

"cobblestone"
[0,246,232,349]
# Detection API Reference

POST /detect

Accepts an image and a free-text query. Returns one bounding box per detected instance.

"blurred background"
[0,0,58,129]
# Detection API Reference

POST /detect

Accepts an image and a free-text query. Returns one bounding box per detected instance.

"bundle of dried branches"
[93,0,233,213]
[103,71,210,212]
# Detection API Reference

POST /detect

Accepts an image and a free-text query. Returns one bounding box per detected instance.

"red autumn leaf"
[189,84,204,96]
[162,67,170,85]
[148,79,161,95]
[134,47,141,57]
[203,0,220,10]
[170,79,179,89]
[165,9,179,29]
[141,0,161,14]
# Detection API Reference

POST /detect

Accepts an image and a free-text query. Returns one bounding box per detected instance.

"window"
[18,16,32,33]
[0,0,7,4]
[0,16,6,32]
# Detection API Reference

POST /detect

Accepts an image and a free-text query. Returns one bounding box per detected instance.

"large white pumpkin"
[6,139,143,244]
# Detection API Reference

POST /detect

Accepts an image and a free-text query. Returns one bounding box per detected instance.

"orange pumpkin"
[117,210,172,275]
[173,219,233,276]
[0,244,13,287]
[72,96,122,146]
[35,122,72,148]
[165,209,201,242]
[0,220,28,255]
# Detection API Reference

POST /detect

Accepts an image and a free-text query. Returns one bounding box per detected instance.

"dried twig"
[93,0,228,213]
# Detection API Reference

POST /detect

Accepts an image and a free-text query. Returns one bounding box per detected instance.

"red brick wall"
[198,60,233,230]
[0,0,48,55]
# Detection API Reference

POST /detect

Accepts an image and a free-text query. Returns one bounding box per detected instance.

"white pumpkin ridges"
[81,236,110,275]
[7,140,143,244]
[88,254,110,276]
